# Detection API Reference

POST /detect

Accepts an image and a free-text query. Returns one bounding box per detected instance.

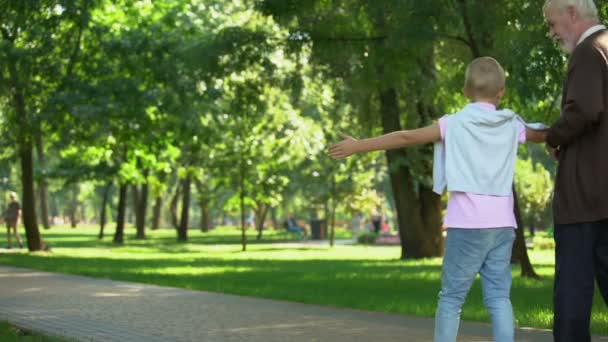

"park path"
[0,264,601,342]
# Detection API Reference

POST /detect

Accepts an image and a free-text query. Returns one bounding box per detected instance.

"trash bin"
[310,219,326,240]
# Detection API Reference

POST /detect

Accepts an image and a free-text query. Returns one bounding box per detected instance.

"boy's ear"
[497,88,505,99]
[463,87,472,99]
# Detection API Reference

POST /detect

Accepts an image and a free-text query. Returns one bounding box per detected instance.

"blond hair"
[544,0,599,21]
[464,57,506,99]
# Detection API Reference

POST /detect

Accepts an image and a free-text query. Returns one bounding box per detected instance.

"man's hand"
[329,133,358,159]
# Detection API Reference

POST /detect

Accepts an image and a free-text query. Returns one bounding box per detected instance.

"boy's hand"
[329,133,358,159]
[525,128,548,143]
[547,145,560,160]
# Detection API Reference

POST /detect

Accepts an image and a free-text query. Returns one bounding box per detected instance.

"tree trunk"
[8,48,45,251]
[135,174,148,239]
[255,202,269,240]
[329,175,336,247]
[129,185,139,225]
[70,183,79,228]
[170,182,181,230]
[270,207,278,229]
[511,186,540,278]
[200,198,211,232]
[152,196,162,230]
[177,176,190,241]
[132,186,139,230]
[98,182,111,240]
[379,87,443,259]
[240,158,247,251]
[420,186,444,252]
[193,179,211,232]
[35,133,50,229]
[50,194,58,225]
[20,143,45,251]
[81,200,86,224]
[113,183,128,243]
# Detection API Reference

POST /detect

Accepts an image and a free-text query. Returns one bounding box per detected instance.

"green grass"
[0,225,607,335]
[0,321,69,342]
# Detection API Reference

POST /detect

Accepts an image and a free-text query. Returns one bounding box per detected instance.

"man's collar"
[577,24,607,45]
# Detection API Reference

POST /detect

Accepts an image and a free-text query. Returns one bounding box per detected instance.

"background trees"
[1,0,601,264]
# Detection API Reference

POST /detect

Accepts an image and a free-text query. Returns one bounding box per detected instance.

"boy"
[329,57,547,342]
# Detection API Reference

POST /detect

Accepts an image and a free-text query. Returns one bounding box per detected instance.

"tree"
[0,0,94,251]
[258,0,445,258]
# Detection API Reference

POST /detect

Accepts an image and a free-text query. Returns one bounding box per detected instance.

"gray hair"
[544,0,599,21]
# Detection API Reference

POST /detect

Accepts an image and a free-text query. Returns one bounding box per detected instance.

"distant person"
[330,57,548,342]
[246,212,255,229]
[285,213,307,238]
[4,192,23,249]
[350,212,362,235]
[370,207,382,234]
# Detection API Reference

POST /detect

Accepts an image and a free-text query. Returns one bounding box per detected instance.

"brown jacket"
[546,29,608,224]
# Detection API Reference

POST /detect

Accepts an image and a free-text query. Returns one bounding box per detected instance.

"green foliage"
[0,321,68,342]
[4,0,607,246]
[515,157,553,231]
[357,231,378,244]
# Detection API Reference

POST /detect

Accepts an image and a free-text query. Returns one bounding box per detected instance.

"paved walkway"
[0,265,602,342]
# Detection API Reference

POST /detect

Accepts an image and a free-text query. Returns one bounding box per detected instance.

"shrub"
[357,232,378,244]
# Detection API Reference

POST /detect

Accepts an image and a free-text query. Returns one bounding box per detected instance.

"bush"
[357,232,378,244]
[515,158,553,231]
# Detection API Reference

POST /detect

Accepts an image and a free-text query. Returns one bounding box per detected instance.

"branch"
[60,0,91,87]
[311,35,388,43]
[288,29,388,44]
[457,0,481,57]
[0,26,13,42]
[440,34,472,49]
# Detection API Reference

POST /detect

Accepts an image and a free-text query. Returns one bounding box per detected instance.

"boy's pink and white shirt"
[438,102,526,229]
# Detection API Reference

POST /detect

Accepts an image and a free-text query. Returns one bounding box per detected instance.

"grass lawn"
[0,321,69,341]
[0,225,607,335]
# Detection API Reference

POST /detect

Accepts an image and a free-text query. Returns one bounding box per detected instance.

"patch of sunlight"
[44,236,90,242]
[133,265,255,275]
[354,257,441,268]
[528,250,555,265]
[400,271,442,281]
[221,245,402,261]
[48,248,194,262]
[92,292,142,298]
[516,308,553,329]
[591,310,608,334]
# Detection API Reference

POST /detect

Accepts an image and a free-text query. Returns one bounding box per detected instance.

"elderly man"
[543,0,608,341]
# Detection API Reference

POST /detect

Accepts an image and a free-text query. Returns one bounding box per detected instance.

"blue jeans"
[434,227,515,342]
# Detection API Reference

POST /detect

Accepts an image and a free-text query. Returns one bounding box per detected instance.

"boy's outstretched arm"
[329,124,441,159]
[525,128,548,144]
